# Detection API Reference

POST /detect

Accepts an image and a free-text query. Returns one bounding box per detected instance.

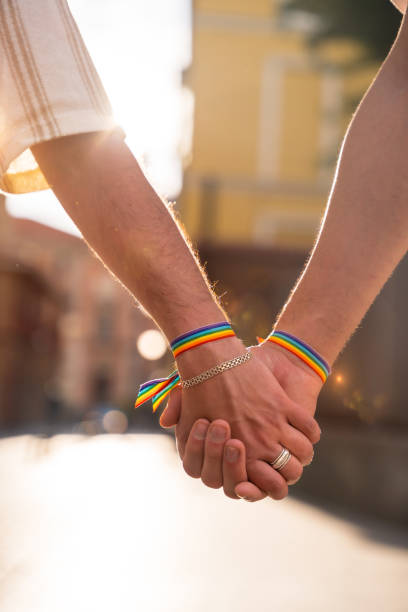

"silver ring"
[270,448,291,472]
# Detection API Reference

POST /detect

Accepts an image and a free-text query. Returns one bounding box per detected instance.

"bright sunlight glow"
[7,0,192,236]
[137,329,167,361]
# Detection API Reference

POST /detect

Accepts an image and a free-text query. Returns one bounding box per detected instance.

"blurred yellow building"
[177,2,408,525]
[181,0,373,250]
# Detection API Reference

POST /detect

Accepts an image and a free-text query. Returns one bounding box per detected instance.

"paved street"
[0,432,407,612]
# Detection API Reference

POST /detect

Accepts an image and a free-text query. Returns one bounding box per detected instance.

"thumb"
[159,386,182,428]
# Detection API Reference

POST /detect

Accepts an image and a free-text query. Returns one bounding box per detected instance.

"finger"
[286,405,321,444]
[268,451,303,486]
[247,459,289,500]
[182,419,210,478]
[223,440,268,502]
[280,424,314,466]
[175,421,189,460]
[235,481,267,502]
[201,420,231,489]
[222,439,247,499]
[159,387,182,428]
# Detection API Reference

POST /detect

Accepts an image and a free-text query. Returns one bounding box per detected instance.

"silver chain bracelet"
[180,350,252,390]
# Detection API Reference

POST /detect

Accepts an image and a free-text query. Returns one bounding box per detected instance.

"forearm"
[275,20,408,364]
[32,131,224,340]
[391,0,407,14]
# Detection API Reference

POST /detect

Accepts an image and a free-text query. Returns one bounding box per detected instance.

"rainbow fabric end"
[135,321,236,413]
[135,370,180,412]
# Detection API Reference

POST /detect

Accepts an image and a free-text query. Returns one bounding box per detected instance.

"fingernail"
[236,494,251,501]
[225,446,239,463]
[209,425,227,443]
[194,422,208,440]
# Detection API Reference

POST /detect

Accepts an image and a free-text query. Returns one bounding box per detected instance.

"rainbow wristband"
[266,330,331,383]
[171,322,235,358]
[135,322,235,412]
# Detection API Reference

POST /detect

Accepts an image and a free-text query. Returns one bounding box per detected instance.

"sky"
[6,0,192,237]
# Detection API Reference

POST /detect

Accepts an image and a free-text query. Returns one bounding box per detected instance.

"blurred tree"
[282,0,402,61]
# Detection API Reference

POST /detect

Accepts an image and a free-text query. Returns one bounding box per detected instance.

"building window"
[258,55,342,185]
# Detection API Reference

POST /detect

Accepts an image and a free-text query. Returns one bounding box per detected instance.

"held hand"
[161,337,322,501]
[234,339,323,500]
[163,390,265,500]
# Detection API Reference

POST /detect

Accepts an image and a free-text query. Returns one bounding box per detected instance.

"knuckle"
[266,406,285,430]
[289,405,321,444]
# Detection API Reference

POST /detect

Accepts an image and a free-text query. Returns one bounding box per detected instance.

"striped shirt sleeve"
[0,0,123,194]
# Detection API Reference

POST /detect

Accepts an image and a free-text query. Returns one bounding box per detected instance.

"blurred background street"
[1,0,408,609]
[0,432,407,612]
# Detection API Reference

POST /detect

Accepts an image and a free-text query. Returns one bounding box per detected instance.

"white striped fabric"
[0,0,121,194]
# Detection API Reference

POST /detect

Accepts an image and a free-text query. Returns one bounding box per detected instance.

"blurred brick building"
[0,258,60,427]
[0,197,155,425]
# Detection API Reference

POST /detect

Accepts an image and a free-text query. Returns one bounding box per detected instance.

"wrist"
[258,340,324,394]
[267,330,330,382]
[160,300,227,341]
[135,324,245,413]
[176,335,246,379]
[275,309,338,366]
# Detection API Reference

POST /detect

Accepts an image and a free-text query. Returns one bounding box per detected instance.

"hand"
[160,337,322,500]
[235,339,323,500]
[162,390,260,499]
[169,411,254,500]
